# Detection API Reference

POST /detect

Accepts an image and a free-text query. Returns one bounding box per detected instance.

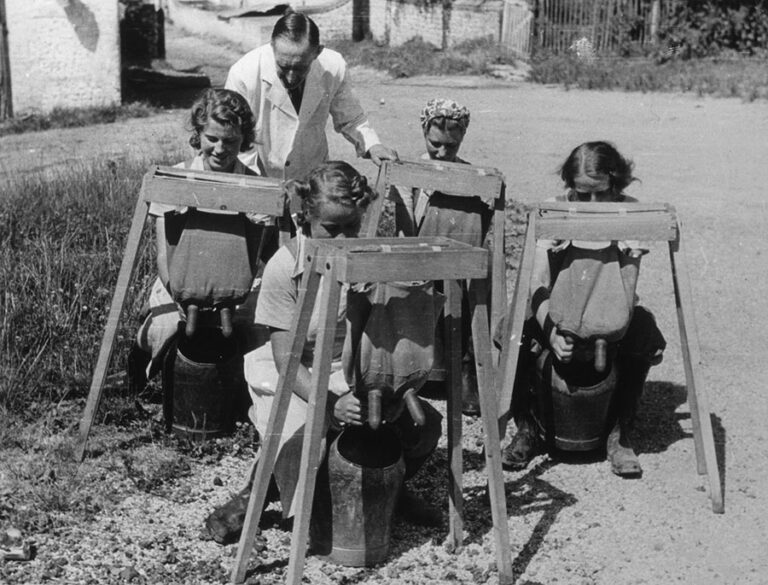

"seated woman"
[205,161,443,545]
[502,141,666,477]
[391,98,493,415]
[128,88,276,391]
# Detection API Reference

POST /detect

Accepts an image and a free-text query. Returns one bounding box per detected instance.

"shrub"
[661,0,768,57]
[529,51,768,101]
[0,102,157,137]
[328,36,518,77]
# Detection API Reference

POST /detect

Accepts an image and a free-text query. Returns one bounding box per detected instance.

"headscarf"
[419,98,470,132]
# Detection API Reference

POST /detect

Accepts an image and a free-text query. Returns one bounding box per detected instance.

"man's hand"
[367,144,399,166]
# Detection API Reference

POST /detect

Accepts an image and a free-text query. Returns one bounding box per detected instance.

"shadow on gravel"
[635,381,690,454]
[456,459,576,582]
[506,460,576,583]
[636,380,727,506]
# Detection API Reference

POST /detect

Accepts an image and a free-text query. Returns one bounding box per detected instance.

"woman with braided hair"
[205,161,443,545]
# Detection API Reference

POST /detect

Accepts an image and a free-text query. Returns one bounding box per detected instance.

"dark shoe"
[606,422,642,478]
[204,487,252,545]
[204,476,280,545]
[461,363,481,416]
[126,344,151,395]
[502,419,540,471]
[396,488,442,527]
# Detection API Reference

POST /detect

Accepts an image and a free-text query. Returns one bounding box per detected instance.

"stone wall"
[369,0,503,48]
[5,0,120,114]
[309,1,355,42]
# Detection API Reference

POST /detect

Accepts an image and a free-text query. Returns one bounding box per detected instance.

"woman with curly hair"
[129,88,272,392]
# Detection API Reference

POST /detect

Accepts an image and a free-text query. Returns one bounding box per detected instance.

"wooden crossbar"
[308,237,489,282]
[142,165,285,215]
[535,202,679,242]
[386,159,504,198]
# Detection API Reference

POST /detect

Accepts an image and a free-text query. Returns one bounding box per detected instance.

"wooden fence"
[501,0,534,57]
[532,0,663,54]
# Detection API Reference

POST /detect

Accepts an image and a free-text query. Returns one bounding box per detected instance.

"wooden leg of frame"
[668,239,724,514]
[490,183,508,365]
[444,279,464,548]
[285,269,344,584]
[231,261,323,583]
[469,279,513,583]
[497,212,536,432]
[76,199,149,462]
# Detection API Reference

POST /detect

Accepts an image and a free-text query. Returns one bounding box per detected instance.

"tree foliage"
[662,0,768,56]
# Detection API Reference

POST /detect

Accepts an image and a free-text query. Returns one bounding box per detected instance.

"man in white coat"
[225,11,398,180]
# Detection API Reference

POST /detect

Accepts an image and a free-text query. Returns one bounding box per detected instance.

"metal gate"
[533,0,662,54]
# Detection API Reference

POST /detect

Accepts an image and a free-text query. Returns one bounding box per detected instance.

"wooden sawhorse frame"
[363,159,508,357]
[75,165,288,462]
[496,202,724,513]
[231,237,514,584]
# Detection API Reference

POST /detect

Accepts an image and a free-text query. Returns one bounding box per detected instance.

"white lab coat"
[225,43,381,181]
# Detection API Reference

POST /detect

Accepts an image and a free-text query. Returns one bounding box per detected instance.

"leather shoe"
[204,479,279,545]
[204,488,250,545]
[606,423,642,478]
[502,419,540,471]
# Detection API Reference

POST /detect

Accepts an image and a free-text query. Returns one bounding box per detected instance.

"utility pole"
[0,0,12,121]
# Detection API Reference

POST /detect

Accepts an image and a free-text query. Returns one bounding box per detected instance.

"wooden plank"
[497,212,535,424]
[668,236,724,514]
[491,183,508,362]
[335,249,489,282]
[308,237,490,282]
[309,236,478,251]
[536,208,677,241]
[76,197,149,461]
[469,279,513,584]
[285,265,343,584]
[361,160,390,237]
[142,169,285,215]
[444,279,464,549]
[539,201,672,214]
[387,159,504,199]
[0,0,12,120]
[232,260,323,583]
[154,165,282,187]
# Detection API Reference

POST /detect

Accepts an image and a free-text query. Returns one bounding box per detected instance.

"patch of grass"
[529,52,768,101]
[0,102,158,137]
[329,36,520,78]
[0,154,183,415]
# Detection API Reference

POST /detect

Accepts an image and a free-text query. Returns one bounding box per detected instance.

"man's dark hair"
[271,11,320,47]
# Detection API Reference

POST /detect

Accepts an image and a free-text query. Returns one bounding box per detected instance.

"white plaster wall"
[369,0,503,48]
[448,0,502,47]
[312,2,355,41]
[388,2,443,47]
[6,0,120,114]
